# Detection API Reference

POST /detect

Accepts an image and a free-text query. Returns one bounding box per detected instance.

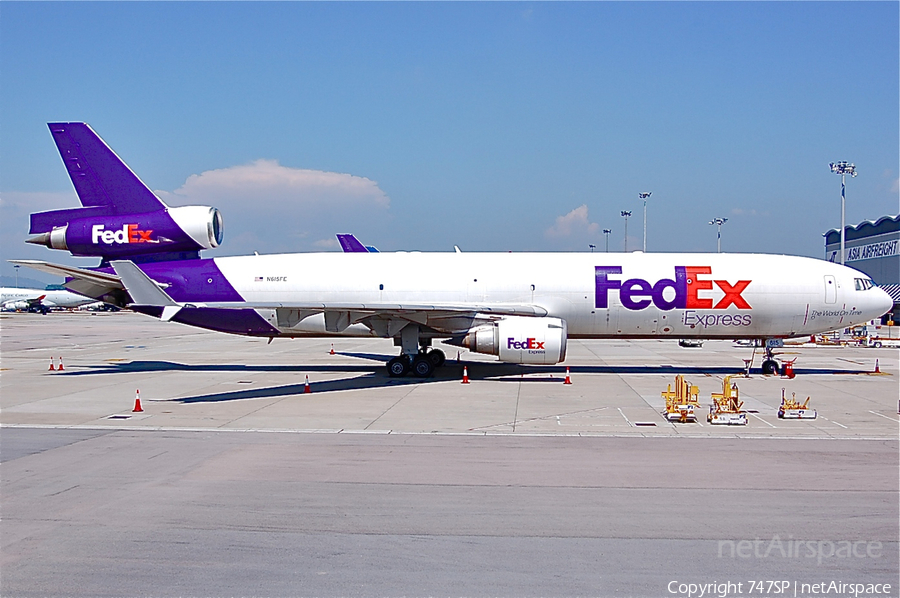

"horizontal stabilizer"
[9,259,124,289]
[110,260,178,307]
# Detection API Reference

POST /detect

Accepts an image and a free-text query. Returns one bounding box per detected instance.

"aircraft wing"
[25,294,47,308]
[199,301,547,316]
[10,260,124,289]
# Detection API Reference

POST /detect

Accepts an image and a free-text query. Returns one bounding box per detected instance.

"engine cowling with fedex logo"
[28,206,223,259]
[461,316,568,365]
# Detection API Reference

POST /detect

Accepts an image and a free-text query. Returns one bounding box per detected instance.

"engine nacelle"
[27,206,223,259]
[461,316,568,365]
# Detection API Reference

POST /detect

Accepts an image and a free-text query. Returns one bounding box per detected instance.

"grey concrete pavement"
[2,311,898,597]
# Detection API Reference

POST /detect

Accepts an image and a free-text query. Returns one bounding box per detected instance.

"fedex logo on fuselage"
[92,224,154,244]
[595,266,751,311]
[508,338,545,350]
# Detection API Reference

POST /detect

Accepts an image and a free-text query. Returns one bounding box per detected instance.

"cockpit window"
[854,278,874,291]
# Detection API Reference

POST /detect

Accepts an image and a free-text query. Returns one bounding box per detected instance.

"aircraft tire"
[761,359,780,375]
[412,355,434,378]
[428,349,446,368]
[387,356,410,377]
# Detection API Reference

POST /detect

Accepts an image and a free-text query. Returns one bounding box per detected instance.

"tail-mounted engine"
[461,316,568,365]
[27,205,223,260]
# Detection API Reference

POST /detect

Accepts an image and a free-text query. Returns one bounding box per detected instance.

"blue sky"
[1,2,897,283]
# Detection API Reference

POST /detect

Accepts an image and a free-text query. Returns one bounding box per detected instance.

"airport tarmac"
[2,311,898,597]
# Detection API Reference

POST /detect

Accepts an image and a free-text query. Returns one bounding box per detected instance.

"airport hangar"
[825,213,900,323]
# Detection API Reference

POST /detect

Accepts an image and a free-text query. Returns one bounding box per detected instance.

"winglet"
[110,260,179,312]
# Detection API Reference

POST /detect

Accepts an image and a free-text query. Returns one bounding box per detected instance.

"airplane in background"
[337,234,463,254]
[0,286,95,313]
[14,123,893,377]
[336,234,378,253]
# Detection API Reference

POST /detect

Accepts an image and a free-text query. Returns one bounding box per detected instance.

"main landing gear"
[386,324,446,378]
[387,348,446,378]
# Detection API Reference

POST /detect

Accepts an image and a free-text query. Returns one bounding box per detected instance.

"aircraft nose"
[873,286,894,318]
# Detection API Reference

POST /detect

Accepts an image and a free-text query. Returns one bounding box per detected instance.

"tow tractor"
[661,375,700,423]
[707,375,747,425]
[777,389,817,419]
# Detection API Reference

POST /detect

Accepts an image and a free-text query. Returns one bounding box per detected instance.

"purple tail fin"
[27,123,223,263]
[49,123,165,214]
[336,234,369,253]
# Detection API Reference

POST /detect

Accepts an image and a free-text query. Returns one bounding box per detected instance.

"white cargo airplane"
[0,286,94,312]
[14,123,894,377]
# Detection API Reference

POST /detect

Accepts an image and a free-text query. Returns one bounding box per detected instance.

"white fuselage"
[213,252,891,339]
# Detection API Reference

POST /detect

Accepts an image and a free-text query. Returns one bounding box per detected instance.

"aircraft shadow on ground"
[54,357,873,403]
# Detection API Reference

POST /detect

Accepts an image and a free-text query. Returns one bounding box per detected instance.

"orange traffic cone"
[57,357,64,371]
[49,357,55,371]
[563,367,572,385]
[875,359,880,374]
[461,366,470,384]
[133,389,143,412]
[304,375,312,394]
[330,344,335,355]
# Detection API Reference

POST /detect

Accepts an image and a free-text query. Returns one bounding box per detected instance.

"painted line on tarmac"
[747,412,777,428]
[1,423,896,441]
[868,410,900,423]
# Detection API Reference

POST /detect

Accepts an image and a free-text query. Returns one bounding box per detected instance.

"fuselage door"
[824,275,836,304]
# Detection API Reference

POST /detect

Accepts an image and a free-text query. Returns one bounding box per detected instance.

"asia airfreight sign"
[595,266,751,311]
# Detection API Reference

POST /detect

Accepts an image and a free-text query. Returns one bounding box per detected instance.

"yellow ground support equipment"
[661,375,700,422]
[777,388,817,419]
[708,375,748,425]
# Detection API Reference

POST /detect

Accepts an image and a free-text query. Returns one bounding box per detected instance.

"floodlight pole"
[603,229,611,252]
[830,161,857,265]
[709,218,728,253]
[639,192,651,252]
[621,211,632,252]
[589,244,596,253]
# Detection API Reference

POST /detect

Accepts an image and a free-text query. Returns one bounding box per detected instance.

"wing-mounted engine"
[460,316,568,365]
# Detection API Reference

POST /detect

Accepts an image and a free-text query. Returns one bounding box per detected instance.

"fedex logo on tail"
[92,224,154,245]
[595,266,751,311]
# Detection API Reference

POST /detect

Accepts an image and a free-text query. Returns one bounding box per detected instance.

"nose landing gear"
[749,339,782,375]
[761,358,781,376]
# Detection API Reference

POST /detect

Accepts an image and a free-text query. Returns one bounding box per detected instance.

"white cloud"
[157,159,389,212]
[545,205,600,238]
[154,159,392,255]
[313,237,340,249]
